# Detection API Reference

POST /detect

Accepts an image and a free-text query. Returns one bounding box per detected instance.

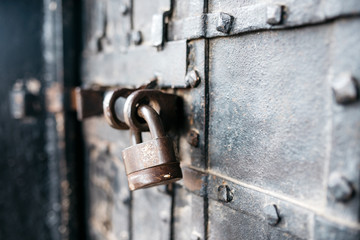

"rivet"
[131,31,142,45]
[120,4,129,15]
[97,36,111,52]
[185,70,201,88]
[187,129,200,147]
[216,12,234,34]
[332,72,359,104]
[218,185,233,203]
[328,172,354,202]
[263,204,280,226]
[266,5,283,25]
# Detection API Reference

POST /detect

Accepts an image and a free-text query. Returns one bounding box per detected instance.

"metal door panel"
[209,200,302,240]
[132,188,172,240]
[78,1,360,239]
[84,118,131,240]
[207,16,360,239]
[173,185,205,240]
[3,1,360,240]
[326,18,360,222]
[209,23,332,204]
[178,39,207,169]
[313,216,360,240]
[132,0,169,45]
[207,175,313,239]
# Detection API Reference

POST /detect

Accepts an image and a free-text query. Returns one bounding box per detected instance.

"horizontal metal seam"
[183,165,360,230]
[169,13,360,41]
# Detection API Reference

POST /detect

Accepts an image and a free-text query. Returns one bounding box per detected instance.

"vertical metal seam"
[169,185,176,240]
[62,0,87,238]
[203,1,210,240]
[43,0,65,239]
[129,191,133,240]
[130,0,134,30]
[203,39,210,240]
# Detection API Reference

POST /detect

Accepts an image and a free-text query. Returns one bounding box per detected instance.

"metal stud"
[131,31,142,45]
[328,173,354,202]
[187,129,200,147]
[266,5,283,25]
[332,72,359,104]
[218,185,233,203]
[185,70,201,88]
[216,13,234,34]
[264,204,280,226]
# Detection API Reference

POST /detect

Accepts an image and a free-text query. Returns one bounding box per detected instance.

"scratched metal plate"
[209,22,335,203]
[84,118,131,240]
[208,200,303,240]
[80,0,360,240]
[173,185,205,240]
[132,187,172,240]
[207,17,360,239]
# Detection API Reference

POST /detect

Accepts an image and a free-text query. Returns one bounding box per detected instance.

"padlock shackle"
[123,89,179,132]
[103,88,136,129]
[131,130,142,145]
[137,104,166,139]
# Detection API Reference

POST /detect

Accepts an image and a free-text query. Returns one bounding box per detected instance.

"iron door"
[81,1,360,240]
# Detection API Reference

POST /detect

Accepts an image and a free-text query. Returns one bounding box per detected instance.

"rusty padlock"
[122,104,182,191]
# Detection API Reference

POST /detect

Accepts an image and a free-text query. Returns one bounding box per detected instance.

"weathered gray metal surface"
[326,19,360,223]
[314,216,360,240]
[82,40,187,87]
[206,18,360,239]
[209,200,304,240]
[84,118,131,240]
[132,187,172,240]
[209,25,330,203]
[173,185,205,240]
[169,0,360,41]
[81,1,360,240]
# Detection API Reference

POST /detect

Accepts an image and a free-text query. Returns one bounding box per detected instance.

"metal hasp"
[10,82,113,121]
[123,89,181,132]
[103,89,183,191]
[49,85,133,121]
[72,87,109,120]
[103,88,136,129]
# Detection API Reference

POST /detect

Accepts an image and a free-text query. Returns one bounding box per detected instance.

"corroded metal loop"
[137,104,166,139]
[131,130,142,145]
[123,89,179,132]
[103,88,135,129]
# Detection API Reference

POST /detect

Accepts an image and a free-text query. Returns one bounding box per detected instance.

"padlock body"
[122,136,182,190]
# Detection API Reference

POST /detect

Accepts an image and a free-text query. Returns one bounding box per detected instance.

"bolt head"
[264,204,280,226]
[187,129,200,147]
[131,31,142,45]
[191,232,201,240]
[266,5,283,25]
[98,36,111,52]
[218,185,233,203]
[120,4,129,15]
[332,72,358,104]
[185,70,201,88]
[328,173,354,202]
[216,12,234,34]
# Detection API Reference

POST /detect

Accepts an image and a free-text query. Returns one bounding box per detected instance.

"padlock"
[122,104,182,191]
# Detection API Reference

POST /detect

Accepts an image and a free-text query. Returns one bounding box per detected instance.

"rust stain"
[183,167,206,192]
